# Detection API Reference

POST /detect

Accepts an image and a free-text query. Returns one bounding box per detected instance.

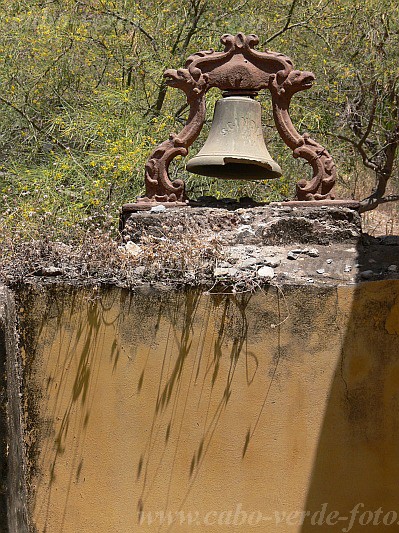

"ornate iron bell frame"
[129,33,341,209]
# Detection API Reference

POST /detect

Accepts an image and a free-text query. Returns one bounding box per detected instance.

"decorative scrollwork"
[269,69,336,200]
[136,33,336,206]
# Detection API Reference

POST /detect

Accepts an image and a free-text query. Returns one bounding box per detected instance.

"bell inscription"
[220,117,258,137]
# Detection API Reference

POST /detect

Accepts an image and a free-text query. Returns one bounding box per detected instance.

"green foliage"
[0,0,398,241]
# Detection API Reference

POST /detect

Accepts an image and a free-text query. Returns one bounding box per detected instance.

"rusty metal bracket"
[131,33,338,208]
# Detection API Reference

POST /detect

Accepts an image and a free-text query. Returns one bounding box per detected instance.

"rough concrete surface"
[122,205,361,246]
[121,205,398,287]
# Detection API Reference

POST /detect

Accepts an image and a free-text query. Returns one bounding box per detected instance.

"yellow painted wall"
[19,281,399,532]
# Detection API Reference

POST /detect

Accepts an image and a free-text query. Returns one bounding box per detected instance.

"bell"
[186,95,282,180]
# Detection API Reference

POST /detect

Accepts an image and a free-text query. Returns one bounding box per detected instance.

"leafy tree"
[0,0,397,241]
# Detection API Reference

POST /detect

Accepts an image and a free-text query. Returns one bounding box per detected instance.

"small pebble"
[238,258,259,269]
[214,267,238,277]
[307,278,315,283]
[262,257,280,268]
[150,204,166,213]
[344,265,352,272]
[316,269,325,274]
[388,265,398,272]
[125,241,142,256]
[237,224,254,233]
[218,261,233,268]
[326,259,333,264]
[307,248,319,257]
[360,270,374,280]
[257,266,275,279]
[40,266,63,276]
[287,251,298,260]
[134,266,146,276]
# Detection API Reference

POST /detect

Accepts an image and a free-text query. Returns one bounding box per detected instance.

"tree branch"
[358,82,378,147]
[359,194,399,213]
[0,96,70,152]
[264,0,330,44]
[152,0,208,115]
[327,132,379,171]
[265,0,298,43]
[77,1,158,52]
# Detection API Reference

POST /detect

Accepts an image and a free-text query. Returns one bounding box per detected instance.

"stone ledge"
[122,205,362,246]
[119,205,399,286]
[1,207,397,289]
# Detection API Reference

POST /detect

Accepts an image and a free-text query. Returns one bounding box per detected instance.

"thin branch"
[205,0,250,23]
[327,132,379,171]
[265,20,309,44]
[0,96,71,153]
[264,0,330,44]
[181,0,208,52]
[359,194,399,213]
[265,0,298,43]
[369,141,396,162]
[0,96,48,135]
[358,82,378,147]
[77,1,158,52]
[379,194,399,204]
[29,39,74,92]
[153,0,208,115]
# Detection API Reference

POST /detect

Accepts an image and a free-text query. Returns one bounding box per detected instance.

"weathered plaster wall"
[14,280,399,532]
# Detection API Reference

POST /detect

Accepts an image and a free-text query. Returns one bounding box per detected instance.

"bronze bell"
[186,95,282,180]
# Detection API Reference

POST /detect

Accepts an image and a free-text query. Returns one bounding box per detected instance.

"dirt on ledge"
[1,205,398,290]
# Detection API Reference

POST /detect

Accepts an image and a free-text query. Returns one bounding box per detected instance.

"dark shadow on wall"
[301,236,399,532]
[135,289,260,524]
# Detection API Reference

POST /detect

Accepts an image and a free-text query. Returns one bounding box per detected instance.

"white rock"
[237,224,255,235]
[214,267,238,277]
[316,269,325,274]
[257,266,275,279]
[326,259,333,264]
[218,261,233,268]
[41,266,63,276]
[239,258,259,270]
[150,204,166,213]
[263,257,280,268]
[125,241,142,256]
[307,248,319,257]
[388,265,398,272]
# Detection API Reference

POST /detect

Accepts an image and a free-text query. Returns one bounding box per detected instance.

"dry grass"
[0,230,223,287]
[361,203,399,236]
[337,168,399,236]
